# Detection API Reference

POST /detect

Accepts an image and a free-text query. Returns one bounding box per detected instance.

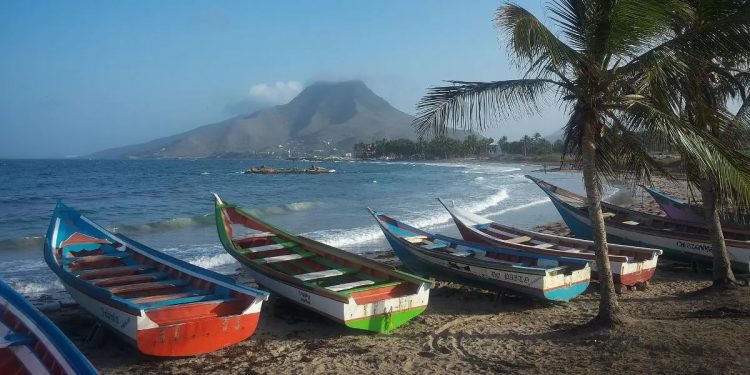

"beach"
[39,175,750,374]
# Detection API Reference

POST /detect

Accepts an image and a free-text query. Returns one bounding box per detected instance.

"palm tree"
[414,0,750,326]
[666,0,750,287]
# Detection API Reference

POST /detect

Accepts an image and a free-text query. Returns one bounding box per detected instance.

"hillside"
[89,81,417,158]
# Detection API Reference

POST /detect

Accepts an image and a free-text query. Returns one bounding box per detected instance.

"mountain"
[544,128,565,142]
[89,80,417,158]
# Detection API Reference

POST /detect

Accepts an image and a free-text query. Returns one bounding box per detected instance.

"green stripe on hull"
[344,306,427,333]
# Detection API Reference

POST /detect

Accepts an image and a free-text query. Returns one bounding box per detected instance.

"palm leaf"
[412,79,558,137]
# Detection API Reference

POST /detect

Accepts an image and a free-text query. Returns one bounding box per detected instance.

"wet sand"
[43,179,749,374]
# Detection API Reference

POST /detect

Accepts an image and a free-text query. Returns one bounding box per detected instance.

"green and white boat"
[213,194,432,333]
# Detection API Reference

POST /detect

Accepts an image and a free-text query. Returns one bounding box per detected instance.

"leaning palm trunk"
[701,179,737,287]
[582,126,626,326]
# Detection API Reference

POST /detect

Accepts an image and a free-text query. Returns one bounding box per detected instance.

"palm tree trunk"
[700,179,737,287]
[581,130,627,327]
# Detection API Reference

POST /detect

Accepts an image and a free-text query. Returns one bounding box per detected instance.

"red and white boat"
[439,198,661,289]
[44,202,269,357]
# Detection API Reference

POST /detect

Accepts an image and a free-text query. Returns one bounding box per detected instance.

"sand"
[42,179,750,374]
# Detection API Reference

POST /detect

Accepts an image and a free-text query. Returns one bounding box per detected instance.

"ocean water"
[0,159,593,302]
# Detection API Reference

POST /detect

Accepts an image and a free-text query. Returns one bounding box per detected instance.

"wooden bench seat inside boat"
[128,290,214,305]
[622,220,640,225]
[74,265,154,280]
[404,236,427,244]
[446,249,474,257]
[534,243,556,249]
[64,252,128,265]
[326,280,376,292]
[90,272,167,287]
[108,280,188,298]
[505,236,532,244]
[253,251,316,264]
[237,241,296,254]
[422,241,448,250]
[294,268,356,282]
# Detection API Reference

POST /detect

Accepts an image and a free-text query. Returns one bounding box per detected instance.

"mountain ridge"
[89,80,417,159]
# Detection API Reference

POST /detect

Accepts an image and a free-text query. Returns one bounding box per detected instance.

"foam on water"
[306,189,510,251]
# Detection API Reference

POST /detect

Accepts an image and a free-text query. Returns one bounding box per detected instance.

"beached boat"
[369,209,591,302]
[438,199,661,289]
[528,176,750,273]
[0,278,97,374]
[213,194,432,333]
[44,202,269,357]
[641,185,750,226]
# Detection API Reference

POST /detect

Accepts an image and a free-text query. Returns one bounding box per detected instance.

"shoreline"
[37,176,750,373]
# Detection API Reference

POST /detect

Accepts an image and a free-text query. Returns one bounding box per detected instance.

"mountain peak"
[88,80,415,158]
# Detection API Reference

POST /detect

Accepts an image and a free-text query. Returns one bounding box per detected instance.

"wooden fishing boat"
[641,185,750,226]
[368,209,591,302]
[44,202,269,357]
[438,199,661,289]
[527,175,750,273]
[213,194,432,333]
[0,278,97,375]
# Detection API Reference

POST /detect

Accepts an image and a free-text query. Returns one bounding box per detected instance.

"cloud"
[224,80,303,116]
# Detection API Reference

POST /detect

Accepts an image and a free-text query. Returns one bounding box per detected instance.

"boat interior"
[57,233,250,317]
[476,222,652,261]
[375,212,583,276]
[221,207,419,302]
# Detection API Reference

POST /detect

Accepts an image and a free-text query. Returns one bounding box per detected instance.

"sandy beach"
[41,178,750,374]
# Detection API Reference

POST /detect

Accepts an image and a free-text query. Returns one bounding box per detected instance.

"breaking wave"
[305,189,510,251]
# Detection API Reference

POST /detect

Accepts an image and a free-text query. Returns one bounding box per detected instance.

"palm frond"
[412,79,558,137]
[622,98,750,207]
[495,3,579,74]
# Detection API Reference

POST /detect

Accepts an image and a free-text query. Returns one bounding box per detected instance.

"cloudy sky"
[0,0,565,158]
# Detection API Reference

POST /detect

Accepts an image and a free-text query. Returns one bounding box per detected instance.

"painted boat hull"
[370,211,591,302]
[530,177,750,273]
[642,185,750,226]
[44,203,269,357]
[0,279,97,375]
[440,200,660,287]
[214,195,432,333]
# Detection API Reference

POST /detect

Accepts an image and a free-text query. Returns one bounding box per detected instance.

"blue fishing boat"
[528,175,750,273]
[44,202,270,356]
[0,278,97,374]
[368,209,591,302]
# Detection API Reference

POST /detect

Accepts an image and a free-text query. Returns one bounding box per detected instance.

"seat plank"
[404,236,427,244]
[534,243,555,249]
[326,280,375,292]
[254,252,315,264]
[505,236,532,244]
[294,268,354,282]
[128,290,211,304]
[108,280,187,295]
[74,265,153,279]
[91,272,166,287]
[237,242,296,254]
[423,242,448,250]
[141,294,231,309]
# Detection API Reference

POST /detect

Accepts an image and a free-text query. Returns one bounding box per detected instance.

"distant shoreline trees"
[354,132,563,159]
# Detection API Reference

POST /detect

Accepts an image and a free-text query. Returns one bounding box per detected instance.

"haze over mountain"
[89,81,417,159]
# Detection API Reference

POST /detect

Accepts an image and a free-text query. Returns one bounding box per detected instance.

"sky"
[0,0,566,158]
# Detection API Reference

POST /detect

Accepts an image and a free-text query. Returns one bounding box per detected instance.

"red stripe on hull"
[611,267,657,286]
[135,312,260,356]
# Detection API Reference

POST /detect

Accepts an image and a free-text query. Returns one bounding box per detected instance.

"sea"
[0,159,607,306]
